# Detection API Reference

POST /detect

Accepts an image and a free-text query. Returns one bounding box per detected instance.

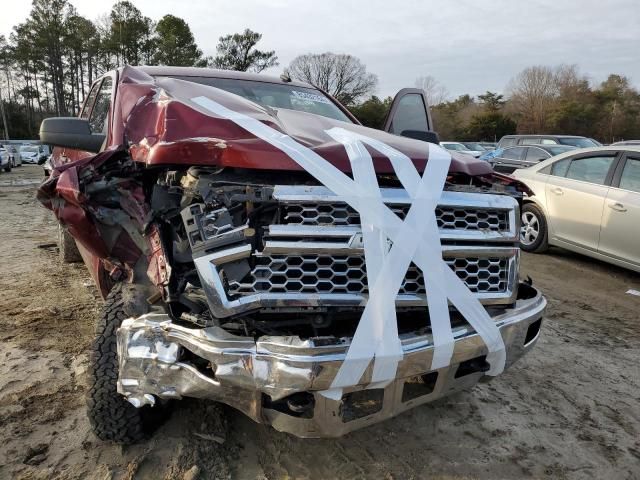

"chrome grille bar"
[273,186,518,242]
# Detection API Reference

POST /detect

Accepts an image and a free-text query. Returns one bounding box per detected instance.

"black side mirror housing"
[40,118,105,153]
[400,129,441,145]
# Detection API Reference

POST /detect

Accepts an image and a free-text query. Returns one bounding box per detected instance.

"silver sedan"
[512,146,640,272]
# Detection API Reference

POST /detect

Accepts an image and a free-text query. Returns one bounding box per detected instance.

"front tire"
[86,284,161,444]
[520,203,548,253]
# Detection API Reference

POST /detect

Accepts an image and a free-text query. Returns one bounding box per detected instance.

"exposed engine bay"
[46,152,527,342]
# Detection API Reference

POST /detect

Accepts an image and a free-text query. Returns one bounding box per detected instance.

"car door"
[492,146,526,173]
[522,146,551,168]
[597,153,640,266]
[544,152,619,250]
[383,88,439,144]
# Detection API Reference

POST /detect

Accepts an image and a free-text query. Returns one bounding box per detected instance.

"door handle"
[608,202,627,212]
[550,187,564,195]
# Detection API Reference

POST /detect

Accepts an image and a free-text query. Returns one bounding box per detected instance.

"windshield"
[558,137,599,148]
[442,143,469,151]
[547,146,576,155]
[167,76,353,123]
[463,143,486,151]
[20,146,39,153]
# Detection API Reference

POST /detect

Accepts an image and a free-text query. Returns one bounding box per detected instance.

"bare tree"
[288,52,377,106]
[414,75,448,106]
[554,64,590,99]
[506,66,557,133]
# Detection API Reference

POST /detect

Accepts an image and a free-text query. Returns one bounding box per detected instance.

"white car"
[19,144,46,164]
[5,145,22,167]
[439,141,483,158]
[0,147,12,172]
[512,146,640,272]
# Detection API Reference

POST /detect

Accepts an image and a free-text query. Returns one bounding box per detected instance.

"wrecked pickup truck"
[38,66,545,443]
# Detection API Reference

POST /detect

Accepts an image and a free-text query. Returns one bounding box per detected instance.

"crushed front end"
[116,168,545,437]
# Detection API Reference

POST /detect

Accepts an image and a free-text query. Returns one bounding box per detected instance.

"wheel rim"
[520,211,540,246]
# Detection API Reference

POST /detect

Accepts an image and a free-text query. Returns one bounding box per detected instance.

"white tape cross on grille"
[190,96,506,400]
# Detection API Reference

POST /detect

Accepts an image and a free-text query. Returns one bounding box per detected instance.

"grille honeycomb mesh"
[229,255,509,296]
[283,203,509,231]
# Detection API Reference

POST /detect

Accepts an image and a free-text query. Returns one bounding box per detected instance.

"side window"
[526,147,548,162]
[551,158,571,177]
[523,138,541,144]
[565,156,615,185]
[80,82,101,119]
[619,157,640,193]
[540,139,558,145]
[388,93,429,135]
[501,137,516,147]
[539,164,553,175]
[502,147,525,160]
[89,77,113,134]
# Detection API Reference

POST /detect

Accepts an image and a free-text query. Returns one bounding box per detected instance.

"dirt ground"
[0,165,638,480]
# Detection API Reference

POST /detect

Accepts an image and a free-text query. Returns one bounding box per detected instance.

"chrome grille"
[193,186,520,318]
[284,203,509,232]
[229,255,510,296]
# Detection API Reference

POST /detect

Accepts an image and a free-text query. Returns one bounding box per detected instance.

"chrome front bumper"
[116,285,545,437]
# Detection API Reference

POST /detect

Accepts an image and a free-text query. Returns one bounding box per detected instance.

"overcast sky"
[2,0,638,99]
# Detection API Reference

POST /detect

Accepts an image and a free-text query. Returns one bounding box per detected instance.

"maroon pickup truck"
[38,66,545,443]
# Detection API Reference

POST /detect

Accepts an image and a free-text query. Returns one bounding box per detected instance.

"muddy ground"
[0,165,638,480]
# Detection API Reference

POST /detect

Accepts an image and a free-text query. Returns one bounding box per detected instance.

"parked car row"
[611,140,640,146]
[439,141,497,158]
[440,135,622,164]
[487,144,577,173]
[498,134,601,149]
[0,142,50,172]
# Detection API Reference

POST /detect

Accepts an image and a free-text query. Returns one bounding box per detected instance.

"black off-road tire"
[58,225,83,263]
[520,203,549,253]
[87,284,160,444]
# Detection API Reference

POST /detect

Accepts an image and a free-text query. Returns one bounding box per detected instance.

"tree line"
[0,0,278,138]
[1,0,639,144]
[352,66,640,144]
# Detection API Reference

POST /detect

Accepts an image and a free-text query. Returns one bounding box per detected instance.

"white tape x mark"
[190,96,506,401]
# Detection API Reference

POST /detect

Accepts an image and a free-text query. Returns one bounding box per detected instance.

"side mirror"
[400,129,440,145]
[40,118,105,153]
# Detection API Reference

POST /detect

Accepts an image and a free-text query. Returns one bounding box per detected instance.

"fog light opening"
[455,355,490,379]
[524,318,542,345]
[339,389,384,423]
[402,372,439,402]
[262,392,315,419]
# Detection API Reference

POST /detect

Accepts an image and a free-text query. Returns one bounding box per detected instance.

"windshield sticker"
[291,90,331,105]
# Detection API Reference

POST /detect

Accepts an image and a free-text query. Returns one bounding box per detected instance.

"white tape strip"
[326,128,454,380]
[189,96,506,399]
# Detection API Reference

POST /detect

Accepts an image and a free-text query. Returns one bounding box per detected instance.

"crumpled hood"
[115,66,492,176]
